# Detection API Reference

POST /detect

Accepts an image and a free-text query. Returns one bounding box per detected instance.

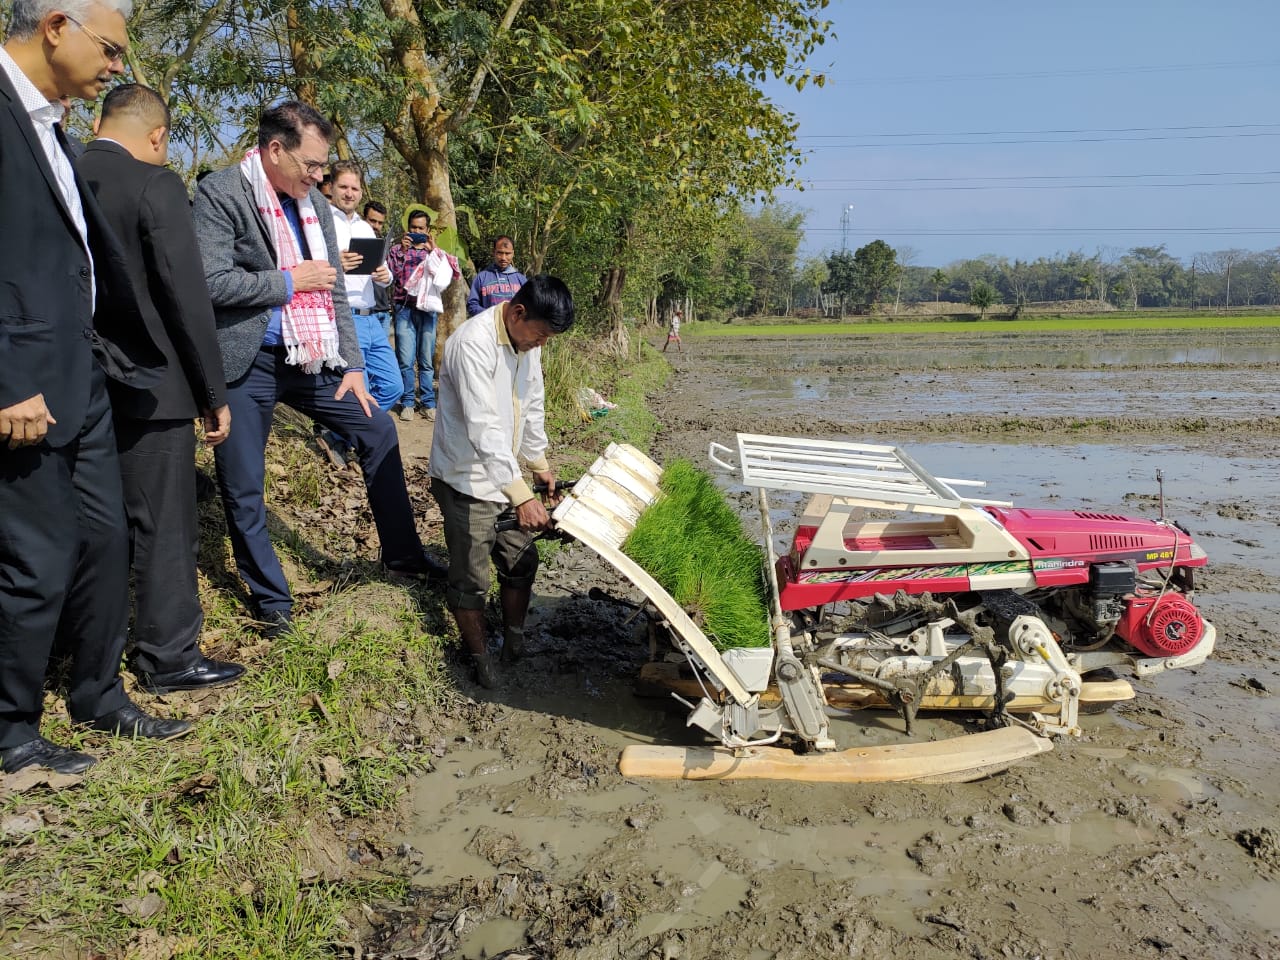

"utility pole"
[840,203,854,252]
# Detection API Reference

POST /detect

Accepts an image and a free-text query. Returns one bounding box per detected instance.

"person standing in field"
[466,235,527,317]
[0,0,194,774]
[429,275,575,688]
[327,160,399,413]
[76,83,244,695]
[386,205,438,422]
[663,306,683,352]
[192,100,444,641]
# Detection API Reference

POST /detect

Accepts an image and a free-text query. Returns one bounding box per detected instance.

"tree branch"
[447,0,526,133]
[160,0,230,103]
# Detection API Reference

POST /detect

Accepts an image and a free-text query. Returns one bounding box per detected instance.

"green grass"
[685,313,1280,338]
[0,324,676,958]
[543,335,669,477]
[1,585,445,959]
[622,460,770,650]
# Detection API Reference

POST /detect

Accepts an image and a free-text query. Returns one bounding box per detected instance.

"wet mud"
[366,327,1280,959]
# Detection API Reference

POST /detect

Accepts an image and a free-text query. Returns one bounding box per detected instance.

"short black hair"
[511,275,575,334]
[257,100,334,151]
[406,210,430,228]
[101,83,170,130]
[362,200,386,217]
[494,235,514,248]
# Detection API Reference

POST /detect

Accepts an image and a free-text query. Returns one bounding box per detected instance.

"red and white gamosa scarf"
[241,147,342,373]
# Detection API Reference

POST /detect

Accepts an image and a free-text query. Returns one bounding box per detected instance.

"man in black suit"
[77,84,245,695]
[0,0,191,775]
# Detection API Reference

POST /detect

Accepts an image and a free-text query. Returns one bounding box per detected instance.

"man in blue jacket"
[466,236,527,316]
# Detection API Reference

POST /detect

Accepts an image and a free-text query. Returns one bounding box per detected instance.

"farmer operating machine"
[550,434,1214,783]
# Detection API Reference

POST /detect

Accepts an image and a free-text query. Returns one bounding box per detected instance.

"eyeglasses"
[285,149,328,177]
[64,14,127,65]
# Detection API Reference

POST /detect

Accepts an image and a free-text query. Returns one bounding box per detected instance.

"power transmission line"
[785,179,1280,192]
[799,122,1280,140]
[801,132,1280,150]
[804,226,1280,237]
[822,59,1280,86]
[799,169,1280,184]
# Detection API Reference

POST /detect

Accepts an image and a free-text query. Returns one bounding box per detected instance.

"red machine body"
[779,505,1207,614]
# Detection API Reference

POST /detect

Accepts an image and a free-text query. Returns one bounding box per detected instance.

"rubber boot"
[500,625,525,663]
[473,652,498,689]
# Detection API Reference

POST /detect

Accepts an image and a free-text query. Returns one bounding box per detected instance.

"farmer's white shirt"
[429,303,550,506]
[330,206,385,310]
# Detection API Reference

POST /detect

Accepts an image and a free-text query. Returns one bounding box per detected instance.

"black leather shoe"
[88,703,192,741]
[256,609,293,640]
[0,736,96,775]
[384,551,448,583]
[137,656,246,695]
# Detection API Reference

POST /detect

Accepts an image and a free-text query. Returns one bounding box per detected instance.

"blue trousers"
[394,304,436,410]
[354,310,400,411]
[214,347,423,615]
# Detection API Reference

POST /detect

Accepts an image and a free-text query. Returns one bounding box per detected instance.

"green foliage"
[930,268,948,302]
[623,461,770,650]
[968,279,1001,318]
[852,239,901,307]
[125,0,833,331]
[823,249,858,314]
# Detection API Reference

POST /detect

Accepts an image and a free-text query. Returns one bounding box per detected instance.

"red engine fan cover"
[1116,593,1204,658]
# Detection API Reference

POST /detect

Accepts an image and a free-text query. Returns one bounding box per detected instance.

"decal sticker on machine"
[1033,557,1088,571]
[798,560,1031,585]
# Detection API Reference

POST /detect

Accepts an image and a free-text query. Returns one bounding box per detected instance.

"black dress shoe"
[384,551,448,583]
[88,703,192,741]
[0,736,96,775]
[256,609,293,640]
[137,656,246,695]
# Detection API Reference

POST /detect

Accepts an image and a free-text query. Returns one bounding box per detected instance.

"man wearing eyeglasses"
[192,101,445,643]
[1,0,192,775]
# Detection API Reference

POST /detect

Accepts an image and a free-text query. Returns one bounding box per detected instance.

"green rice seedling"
[623,459,770,650]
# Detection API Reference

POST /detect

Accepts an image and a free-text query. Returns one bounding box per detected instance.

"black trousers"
[0,365,131,748]
[214,347,423,615]
[115,417,204,675]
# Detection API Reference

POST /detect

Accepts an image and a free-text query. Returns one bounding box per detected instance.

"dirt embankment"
[360,328,1280,960]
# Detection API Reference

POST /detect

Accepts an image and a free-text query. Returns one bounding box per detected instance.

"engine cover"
[1116,593,1204,657]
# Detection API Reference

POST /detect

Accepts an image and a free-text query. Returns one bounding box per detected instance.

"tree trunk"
[597,265,627,336]
[285,4,319,105]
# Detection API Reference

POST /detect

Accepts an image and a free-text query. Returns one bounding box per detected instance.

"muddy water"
[374,328,1280,960]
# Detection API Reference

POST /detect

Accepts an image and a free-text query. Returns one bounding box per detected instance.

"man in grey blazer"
[193,101,443,638]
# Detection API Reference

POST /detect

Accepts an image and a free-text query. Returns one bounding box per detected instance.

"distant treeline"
[710,205,1280,319]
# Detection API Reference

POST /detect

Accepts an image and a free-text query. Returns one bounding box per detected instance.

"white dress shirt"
[330,206,386,310]
[429,303,550,507]
[0,45,94,302]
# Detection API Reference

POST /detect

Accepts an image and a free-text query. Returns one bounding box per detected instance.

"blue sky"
[763,0,1280,268]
